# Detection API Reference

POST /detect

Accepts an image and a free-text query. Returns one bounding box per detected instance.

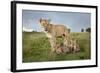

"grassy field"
[22,32,91,63]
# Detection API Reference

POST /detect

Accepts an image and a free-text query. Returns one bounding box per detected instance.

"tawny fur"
[39,18,69,53]
[39,18,80,54]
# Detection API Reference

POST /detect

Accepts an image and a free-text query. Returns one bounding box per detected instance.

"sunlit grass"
[22,32,91,63]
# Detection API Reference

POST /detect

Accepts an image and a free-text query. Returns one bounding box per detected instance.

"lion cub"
[55,43,70,54]
[55,39,80,54]
[63,38,80,53]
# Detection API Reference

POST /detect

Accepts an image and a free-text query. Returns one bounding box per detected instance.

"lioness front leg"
[48,36,57,60]
[49,37,56,53]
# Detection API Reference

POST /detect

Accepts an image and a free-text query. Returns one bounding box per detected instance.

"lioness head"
[39,18,51,31]
[39,18,51,26]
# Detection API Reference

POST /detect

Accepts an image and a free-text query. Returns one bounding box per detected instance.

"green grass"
[22,32,91,63]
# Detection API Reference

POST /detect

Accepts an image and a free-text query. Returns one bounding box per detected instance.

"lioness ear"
[40,18,42,23]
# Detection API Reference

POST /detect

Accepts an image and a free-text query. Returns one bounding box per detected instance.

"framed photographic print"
[11,1,98,72]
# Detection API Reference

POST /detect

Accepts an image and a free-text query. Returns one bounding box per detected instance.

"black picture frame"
[11,1,98,72]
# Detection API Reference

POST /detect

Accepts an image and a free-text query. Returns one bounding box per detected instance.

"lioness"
[39,18,69,53]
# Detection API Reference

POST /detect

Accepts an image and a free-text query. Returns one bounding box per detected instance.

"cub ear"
[40,18,42,23]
